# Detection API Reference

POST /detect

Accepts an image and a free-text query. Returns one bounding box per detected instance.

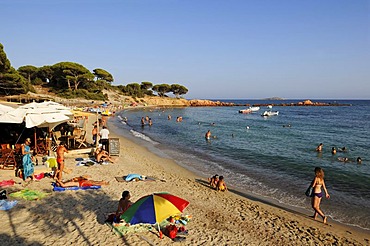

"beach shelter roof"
[0,101,73,129]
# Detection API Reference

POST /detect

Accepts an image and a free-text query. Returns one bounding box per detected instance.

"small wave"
[130,129,158,144]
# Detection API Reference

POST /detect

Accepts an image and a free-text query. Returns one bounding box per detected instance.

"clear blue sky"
[1,0,369,99]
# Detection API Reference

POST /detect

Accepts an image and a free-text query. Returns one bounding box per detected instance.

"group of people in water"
[316,143,362,164]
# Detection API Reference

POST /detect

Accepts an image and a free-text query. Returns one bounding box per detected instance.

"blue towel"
[125,174,144,181]
[0,200,18,210]
[52,183,101,192]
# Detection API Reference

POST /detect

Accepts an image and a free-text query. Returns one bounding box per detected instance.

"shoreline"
[111,109,370,233]
[0,113,368,245]
[106,116,370,243]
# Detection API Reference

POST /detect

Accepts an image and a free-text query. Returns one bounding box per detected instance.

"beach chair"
[53,131,62,146]
[75,130,87,148]
[0,149,17,170]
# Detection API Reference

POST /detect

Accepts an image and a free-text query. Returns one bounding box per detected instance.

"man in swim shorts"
[56,142,68,180]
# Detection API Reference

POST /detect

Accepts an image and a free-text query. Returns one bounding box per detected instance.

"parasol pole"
[95,108,99,149]
[157,223,162,239]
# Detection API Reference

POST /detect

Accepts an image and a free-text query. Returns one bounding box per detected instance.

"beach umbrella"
[121,193,189,237]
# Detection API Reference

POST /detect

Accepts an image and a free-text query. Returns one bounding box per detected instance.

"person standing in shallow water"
[316,143,323,152]
[310,167,330,224]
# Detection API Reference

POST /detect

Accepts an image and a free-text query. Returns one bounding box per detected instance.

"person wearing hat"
[21,138,35,182]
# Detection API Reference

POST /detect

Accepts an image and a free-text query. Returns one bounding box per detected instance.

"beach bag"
[165,224,178,239]
[305,186,313,197]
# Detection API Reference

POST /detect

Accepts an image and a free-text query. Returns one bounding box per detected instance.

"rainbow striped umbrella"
[121,192,189,225]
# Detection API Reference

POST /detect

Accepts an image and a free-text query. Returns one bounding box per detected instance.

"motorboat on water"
[261,111,279,117]
[267,105,273,109]
[239,109,252,114]
[248,106,260,111]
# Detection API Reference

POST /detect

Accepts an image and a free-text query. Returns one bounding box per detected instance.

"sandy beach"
[0,114,369,246]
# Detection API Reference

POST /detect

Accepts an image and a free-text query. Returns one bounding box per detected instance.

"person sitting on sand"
[216,176,228,192]
[55,176,109,188]
[316,143,323,152]
[115,190,133,220]
[208,174,219,188]
[95,146,114,163]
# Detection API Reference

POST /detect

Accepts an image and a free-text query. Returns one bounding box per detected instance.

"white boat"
[267,105,273,109]
[262,111,279,117]
[239,109,252,114]
[248,106,260,111]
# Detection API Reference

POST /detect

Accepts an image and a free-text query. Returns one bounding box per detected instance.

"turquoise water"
[112,100,370,230]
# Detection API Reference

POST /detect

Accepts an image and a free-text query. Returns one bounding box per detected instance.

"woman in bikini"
[310,167,330,224]
[56,175,109,187]
[115,190,133,221]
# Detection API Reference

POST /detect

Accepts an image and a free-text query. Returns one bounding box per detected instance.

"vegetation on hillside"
[0,42,189,100]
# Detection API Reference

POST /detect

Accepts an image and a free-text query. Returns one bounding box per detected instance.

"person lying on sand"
[216,176,228,192]
[55,176,109,187]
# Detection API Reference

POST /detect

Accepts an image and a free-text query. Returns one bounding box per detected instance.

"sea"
[110,99,370,231]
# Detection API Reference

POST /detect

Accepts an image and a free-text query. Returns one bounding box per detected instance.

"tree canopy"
[0,43,31,95]
[0,43,189,100]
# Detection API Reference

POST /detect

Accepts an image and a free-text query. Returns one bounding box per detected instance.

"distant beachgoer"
[208,174,219,188]
[99,126,110,151]
[21,138,35,182]
[357,157,362,164]
[115,190,133,220]
[341,147,347,152]
[145,116,149,122]
[205,130,211,140]
[95,146,114,163]
[316,143,323,152]
[216,176,228,192]
[337,157,349,163]
[92,125,98,145]
[168,115,171,120]
[55,176,109,188]
[141,117,145,126]
[331,147,336,155]
[56,142,68,180]
[148,118,153,126]
[309,167,330,224]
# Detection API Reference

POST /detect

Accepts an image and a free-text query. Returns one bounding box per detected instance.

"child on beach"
[208,174,219,188]
[216,176,228,192]
[115,191,133,221]
[309,167,330,224]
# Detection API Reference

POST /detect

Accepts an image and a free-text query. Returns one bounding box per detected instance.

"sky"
[1,0,369,99]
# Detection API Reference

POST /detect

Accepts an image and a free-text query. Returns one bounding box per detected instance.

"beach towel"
[76,158,99,167]
[115,175,156,182]
[9,189,49,200]
[52,183,101,192]
[0,200,18,210]
[0,180,16,187]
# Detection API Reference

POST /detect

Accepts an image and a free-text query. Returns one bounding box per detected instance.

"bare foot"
[323,216,328,224]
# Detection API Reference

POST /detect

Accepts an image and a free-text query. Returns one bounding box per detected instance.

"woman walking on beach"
[310,167,330,224]
[21,138,35,182]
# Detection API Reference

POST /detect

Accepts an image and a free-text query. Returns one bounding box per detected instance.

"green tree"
[0,43,30,95]
[125,83,143,97]
[171,84,188,98]
[50,62,94,91]
[36,65,53,83]
[152,83,171,97]
[18,65,38,84]
[93,68,114,83]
